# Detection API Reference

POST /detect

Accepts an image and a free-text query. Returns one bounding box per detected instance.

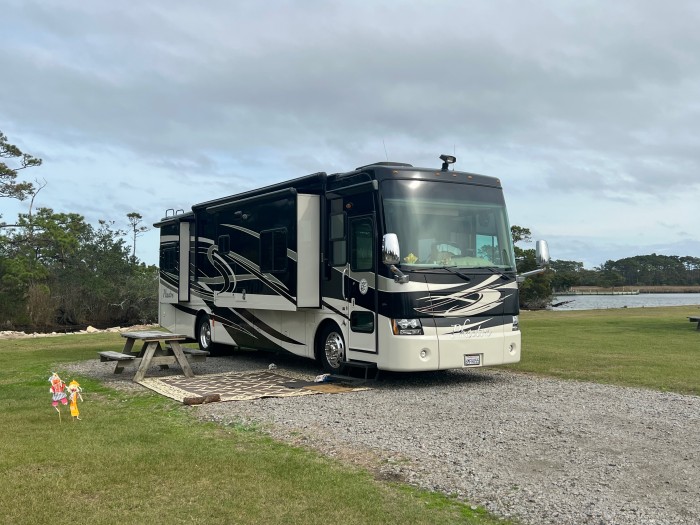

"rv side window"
[330,213,345,240]
[217,235,230,255]
[330,212,347,266]
[260,228,288,273]
[331,240,346,266]
[160,246,178,272]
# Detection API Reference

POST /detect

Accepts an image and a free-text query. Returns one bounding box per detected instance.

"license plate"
[464,354,481,366]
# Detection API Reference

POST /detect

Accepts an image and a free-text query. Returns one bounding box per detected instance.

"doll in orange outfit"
[49,372,67,422]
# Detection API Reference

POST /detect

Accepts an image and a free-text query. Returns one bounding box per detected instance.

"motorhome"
[156,155,549,373]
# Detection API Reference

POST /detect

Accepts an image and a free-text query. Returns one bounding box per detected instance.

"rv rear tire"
[197,315,212,351]
[317,323,345,374]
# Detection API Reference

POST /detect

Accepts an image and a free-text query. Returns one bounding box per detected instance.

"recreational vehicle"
[156,155,549,373]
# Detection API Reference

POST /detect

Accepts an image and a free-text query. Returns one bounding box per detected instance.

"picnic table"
[689,316,700,330]
[98,331,207,382]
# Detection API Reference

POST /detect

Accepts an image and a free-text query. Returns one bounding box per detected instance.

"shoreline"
[562,286,700,295]
[0,324,159,340]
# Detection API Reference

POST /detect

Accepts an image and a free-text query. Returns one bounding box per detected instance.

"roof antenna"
[383,139,389,161]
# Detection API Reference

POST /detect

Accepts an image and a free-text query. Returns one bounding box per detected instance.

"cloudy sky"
[2,0,699,268]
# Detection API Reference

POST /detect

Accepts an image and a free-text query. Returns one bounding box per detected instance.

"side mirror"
[382,233,409,284]
[517,240,550,283]
[536,240,550,267]
[382,233,400,265]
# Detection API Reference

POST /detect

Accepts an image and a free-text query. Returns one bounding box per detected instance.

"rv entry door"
[345,214,377,354]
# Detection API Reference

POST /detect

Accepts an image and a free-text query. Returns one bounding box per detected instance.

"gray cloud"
[1,0,699,265]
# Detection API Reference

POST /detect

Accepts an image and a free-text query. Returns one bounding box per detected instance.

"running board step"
[336,361,379,381]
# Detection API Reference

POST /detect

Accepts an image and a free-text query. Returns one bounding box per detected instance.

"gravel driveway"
[68,350,699,525]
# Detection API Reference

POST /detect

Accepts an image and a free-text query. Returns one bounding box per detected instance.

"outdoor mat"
[138,370,368,403]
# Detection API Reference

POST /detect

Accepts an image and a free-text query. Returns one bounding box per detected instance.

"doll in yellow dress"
[67,379,83,421]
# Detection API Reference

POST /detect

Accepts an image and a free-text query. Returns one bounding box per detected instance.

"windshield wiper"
[410,266,471,282]
[442,266,471,282]
[472,266,513,280]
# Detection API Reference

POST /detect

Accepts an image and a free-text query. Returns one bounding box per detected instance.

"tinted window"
[260,229,287,273]
[350,217,374,271]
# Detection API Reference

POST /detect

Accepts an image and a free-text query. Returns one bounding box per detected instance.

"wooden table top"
[120,331,187,341]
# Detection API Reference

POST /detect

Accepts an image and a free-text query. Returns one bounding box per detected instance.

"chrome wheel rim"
[324,332,344,369]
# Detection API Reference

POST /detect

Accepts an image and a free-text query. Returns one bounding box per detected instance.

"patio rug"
[138,370,367,403]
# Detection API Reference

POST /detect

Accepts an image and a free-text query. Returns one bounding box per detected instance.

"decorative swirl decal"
[414,275,507,317]
[207,244,237,293]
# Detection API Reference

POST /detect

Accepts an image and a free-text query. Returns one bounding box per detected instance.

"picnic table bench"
[182,347,210,361]
[98,350,136,373]
[98,331,206,381]
[688,316,700,330]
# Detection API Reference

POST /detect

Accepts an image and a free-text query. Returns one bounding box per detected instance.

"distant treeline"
[0,209,158,332]
[550,254,700,291]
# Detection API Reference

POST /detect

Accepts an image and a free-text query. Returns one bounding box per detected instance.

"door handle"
[342,267,348,301]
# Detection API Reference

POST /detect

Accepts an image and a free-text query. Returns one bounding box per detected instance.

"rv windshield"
[381,179,516,270]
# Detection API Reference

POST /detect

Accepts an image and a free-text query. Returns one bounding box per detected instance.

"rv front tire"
[317,323,345,374]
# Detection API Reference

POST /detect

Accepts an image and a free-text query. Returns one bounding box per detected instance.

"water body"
[551,293,700,311]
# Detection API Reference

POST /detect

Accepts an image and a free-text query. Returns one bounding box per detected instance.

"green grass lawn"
[0,334,511,525]
[508,305,700,395]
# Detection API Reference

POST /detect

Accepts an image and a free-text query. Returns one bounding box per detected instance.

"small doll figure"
[403,253,418,264]
[49,372,67,422]
[67,379,83,421]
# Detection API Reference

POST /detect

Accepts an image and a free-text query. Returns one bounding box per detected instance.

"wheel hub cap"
[324,333,344,368]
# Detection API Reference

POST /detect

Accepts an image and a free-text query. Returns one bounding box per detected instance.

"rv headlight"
[392,318,423,335]
[512,315,519,331]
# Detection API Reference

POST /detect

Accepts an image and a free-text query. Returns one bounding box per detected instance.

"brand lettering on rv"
[451,319,491,338]
[162,289,175,299]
